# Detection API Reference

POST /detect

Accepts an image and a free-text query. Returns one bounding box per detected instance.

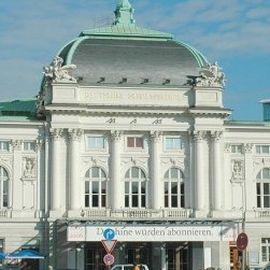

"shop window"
[256,168,270,208]
[261,238,270,262]
[23,142,35,151]
[0,167,9,208]
[127,137,143,149]
[85,167,107,208]
[0,141,9,151]
[164,168,185,208]
[165,137,182,150]
[125,167,146,208]
[87,136,106,150]
[256,145,270,155]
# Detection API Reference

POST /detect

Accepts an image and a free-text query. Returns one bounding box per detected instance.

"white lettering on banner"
[67,225,238,242]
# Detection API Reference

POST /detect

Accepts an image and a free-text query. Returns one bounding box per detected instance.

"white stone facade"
[0,80,270,270]
[1,2,270,269]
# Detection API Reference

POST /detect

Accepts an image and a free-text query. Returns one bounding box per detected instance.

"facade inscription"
[82,89,185,106]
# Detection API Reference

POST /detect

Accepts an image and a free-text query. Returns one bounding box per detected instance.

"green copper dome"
[57,0,209,87]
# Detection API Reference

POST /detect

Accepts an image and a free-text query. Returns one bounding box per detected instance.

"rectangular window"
[87,136,105,150]
[0,141,9,151]
[127,137,143,149]
[231,144,242,153]
[165,137,181,150]
[23,142,35,151]
[256,145,270,155]
[261,238,270,262]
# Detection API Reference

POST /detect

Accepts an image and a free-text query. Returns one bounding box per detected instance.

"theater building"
[0,1,270,270]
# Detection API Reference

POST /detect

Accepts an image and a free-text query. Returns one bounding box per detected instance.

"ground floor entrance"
[84,242,192,270]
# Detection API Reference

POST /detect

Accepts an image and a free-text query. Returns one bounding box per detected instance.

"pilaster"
[244,143,254,212]
[150,131,162,209]
[210,131,224,211]
[50,128,64,213]
[68,129,83,212]
[192,131,208,217]
[110,130,123,209]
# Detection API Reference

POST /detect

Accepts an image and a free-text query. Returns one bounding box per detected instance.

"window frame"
[164,136,182,151]
[0,141,9,152]
[230,144,243,154]
[0,167,9,209]
[164,167,185,209]
[261,238,270,262]
[256,145,270,155]
[23,141,35,152]
[124,167,147,208]
[126,136,144,150]
[86,135,106,152]
[84,167,107,208]
[256,168,270,209]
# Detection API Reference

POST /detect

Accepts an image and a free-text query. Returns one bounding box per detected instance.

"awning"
[0,252,6,260]
[6,250,45,260]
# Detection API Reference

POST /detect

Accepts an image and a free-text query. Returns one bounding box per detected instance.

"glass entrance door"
[85,244,106,270]
[124,242,151,266]
[166,242,191,270]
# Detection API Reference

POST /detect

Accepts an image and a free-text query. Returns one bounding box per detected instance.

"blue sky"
[0,0,270,120]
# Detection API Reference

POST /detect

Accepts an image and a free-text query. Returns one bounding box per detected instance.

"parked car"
[111,264,149,270]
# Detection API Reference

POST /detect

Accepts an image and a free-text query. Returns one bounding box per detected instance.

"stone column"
[150,131,162,209]
[11,140,23,211]
[68,129,83,211]
[35,140,43,217]
[193,131,207,212]
[50,128,63,211]
[110,131,122,209]
[244,143,253,213]
[211,131,223,210]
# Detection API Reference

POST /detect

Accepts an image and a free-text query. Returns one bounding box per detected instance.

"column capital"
[35,139,44,151]
[150,130,162,143]
[68,128,83,141]
[50,128,64,140]
[244,143,253,153]
[192,130,207,142]
[110,130,122,142]
[210,131,223,142]
[11,140,23,151]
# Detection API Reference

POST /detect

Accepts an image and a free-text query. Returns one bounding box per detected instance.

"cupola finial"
[113,0,135,26]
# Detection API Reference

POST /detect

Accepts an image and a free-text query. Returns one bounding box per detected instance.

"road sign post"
[236,232,248,251]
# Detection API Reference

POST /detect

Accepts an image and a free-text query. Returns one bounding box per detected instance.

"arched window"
[84,167,107,208]
[124,167,146,208]
[257,168,270,208]
[164,167,184,208]
[0,167,9,208]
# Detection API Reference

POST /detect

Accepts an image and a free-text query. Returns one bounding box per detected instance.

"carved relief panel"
[231,159,244,182]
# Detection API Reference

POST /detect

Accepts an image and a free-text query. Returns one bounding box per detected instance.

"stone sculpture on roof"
[43,56,77,83]
[195,62,225,87]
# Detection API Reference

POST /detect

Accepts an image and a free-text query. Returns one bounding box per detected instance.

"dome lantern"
[113,0,135,26]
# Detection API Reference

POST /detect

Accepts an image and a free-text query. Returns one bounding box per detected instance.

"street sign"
[103,254,115,266]
[103,228,116,240]
[236,232,248,251]
[101,240,117,254]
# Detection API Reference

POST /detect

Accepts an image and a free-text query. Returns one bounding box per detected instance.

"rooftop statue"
[43,56,77,83]
[195,62,225,87]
